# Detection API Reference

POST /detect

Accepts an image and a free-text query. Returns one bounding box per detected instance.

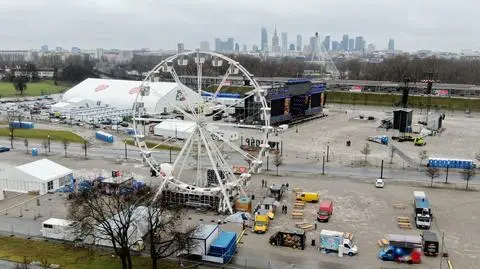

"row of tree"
[337,56,480,84]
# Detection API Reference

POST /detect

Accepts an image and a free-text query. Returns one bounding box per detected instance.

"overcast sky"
[0,0,477,52]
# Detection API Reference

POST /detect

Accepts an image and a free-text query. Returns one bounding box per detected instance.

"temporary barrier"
[95,131,114,143]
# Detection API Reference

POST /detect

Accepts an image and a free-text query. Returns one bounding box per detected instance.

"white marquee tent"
[0,159,73,195]
[62,78,203,114]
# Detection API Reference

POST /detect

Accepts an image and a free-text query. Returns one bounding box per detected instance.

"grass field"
[0,128,85,143]
[0,236,178,269]
[326,91,480,111]
[125,139,181,151]
[0,80,72,98]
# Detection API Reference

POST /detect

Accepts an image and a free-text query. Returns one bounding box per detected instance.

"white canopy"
[62,78,203,114]
[16,159,72,182]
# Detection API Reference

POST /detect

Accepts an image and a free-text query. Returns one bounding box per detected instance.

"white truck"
[413,191,432,229]
[319,230,358,257]
[41,218,79,241]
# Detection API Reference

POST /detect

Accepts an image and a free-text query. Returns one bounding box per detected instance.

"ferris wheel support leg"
[198,126,234,214]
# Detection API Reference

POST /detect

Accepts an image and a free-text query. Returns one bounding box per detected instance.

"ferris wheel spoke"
[149,89,196,121]
[168,67,200,120]
[213,63,235,98]
[203,128,237,184]
[198,126,234,214]
[205,127,257,162]
[175,130,196,181]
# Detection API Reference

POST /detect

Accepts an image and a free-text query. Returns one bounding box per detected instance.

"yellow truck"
[296,192,319,203]
[253,210,270,233]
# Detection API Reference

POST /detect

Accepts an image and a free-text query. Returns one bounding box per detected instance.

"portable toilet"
[32,148,38,156]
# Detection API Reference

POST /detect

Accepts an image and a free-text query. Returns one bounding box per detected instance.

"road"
[0,137,469,184]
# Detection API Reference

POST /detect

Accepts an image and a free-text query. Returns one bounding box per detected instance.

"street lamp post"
[322,152,325,175]
[326,142,330,162]
[380,160,384,179]
[47,135,51,153]
[124,139,127,159]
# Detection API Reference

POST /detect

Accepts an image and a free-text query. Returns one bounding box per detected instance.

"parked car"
[317,200,334,222]
[0,146,10,153]
[120,122,129,127]
[375,178,385,188]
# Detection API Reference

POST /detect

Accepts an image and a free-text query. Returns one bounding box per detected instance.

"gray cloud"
[0,0,477,51]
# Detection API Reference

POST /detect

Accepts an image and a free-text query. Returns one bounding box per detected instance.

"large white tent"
[0,159,73,195]
[62,78,203,114]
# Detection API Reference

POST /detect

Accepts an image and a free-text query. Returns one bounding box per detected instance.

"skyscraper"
[348,38,354,51]
[235,43,240,52]
[332,41,339,51]
[215,38,234,52]
[200,41,210,51]
[323,35,330,51]
[388,38,395,51]
[40,45,48,52]
[281,32,288,54]
[177,43,185,53]
[354,36,365,51]
[242,44,247,53]
[296,35,302,51]
[272,27,280,53]
[341,34,349,51]
[261,27,268,52]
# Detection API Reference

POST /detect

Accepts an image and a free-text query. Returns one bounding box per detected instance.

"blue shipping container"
[208,231,237,263]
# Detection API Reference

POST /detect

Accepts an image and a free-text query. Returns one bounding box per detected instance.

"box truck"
[319,230,358,256]
[421,231,439,256]
[413,191,432,229]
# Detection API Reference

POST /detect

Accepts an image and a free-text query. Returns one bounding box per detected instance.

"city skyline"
[0,0,478,52]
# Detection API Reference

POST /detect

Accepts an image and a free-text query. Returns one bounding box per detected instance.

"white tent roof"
[155,119,196,132]
[16,159,72,182]
[62,78,202,114]
[0,163,38,182]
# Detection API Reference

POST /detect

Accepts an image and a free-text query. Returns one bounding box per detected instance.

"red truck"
[317,200,334,222]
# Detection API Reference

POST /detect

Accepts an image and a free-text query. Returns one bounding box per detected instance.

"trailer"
[204,231,237,264]
[41,218,78,241]
[269,229,306,250]
[319,230,358,257]
[186,224,220,256]
[95,131,114,143]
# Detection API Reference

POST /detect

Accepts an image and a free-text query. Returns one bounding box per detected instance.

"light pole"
[322,152,325,175]
[326,142,330,162]
[47,135,51,153]
[380,160,384,179]
[124,139,127,159]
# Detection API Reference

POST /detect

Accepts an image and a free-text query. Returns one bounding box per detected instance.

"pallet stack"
[291,209,304,219]
[377,238,389,247]
[295,222,314,231]
[293,201,305,209]
[397,216,412,229]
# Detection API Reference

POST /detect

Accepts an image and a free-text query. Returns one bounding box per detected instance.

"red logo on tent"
[95,84,109,92]
[129,87,141,95]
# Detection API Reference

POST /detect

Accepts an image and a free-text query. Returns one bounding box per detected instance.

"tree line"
[337,56,480,84]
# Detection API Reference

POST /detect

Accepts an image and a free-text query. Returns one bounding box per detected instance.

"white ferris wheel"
[132,51,271,214]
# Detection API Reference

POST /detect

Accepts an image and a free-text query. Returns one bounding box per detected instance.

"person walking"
[284,205,288,214]
[261,179,264,188]
[286,182,289,190]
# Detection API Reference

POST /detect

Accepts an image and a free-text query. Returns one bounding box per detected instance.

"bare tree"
[272,151,283,176]
[142,187,198,269]
[24,137,29,154]
[418,150,428,166]
[6,111,20,149]
[69,187,150,269]
[425,167,440,188]
[62,139,70,157]
[14,256,30,269]
[81,139,90,159]
[42,139,48,156]
[360,143,371,164]
[462,168,476,190]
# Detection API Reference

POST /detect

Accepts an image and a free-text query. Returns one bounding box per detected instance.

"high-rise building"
[341,34,349,51]
[252,44,259,52]
[309,36,316,53]
[354,36,365,51]
[281,32,288,53]
[95,48,104,59]
[200,41,210,51]
[235,43,240,52]
[296,35,302,51]
[55,46,63,52]
[242,44,247,53]
[261,27,268,52]
[367,43,376,52]
[323,36,330,51]
[71,47,81,54]
[332,41,340,51]
[177,43,185,53]
[348,38,354,51]
[388,38,395,51]
[272,27,280,53]
[40,45,48,52]
[215,38,234,52]
[289,44,296,51]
